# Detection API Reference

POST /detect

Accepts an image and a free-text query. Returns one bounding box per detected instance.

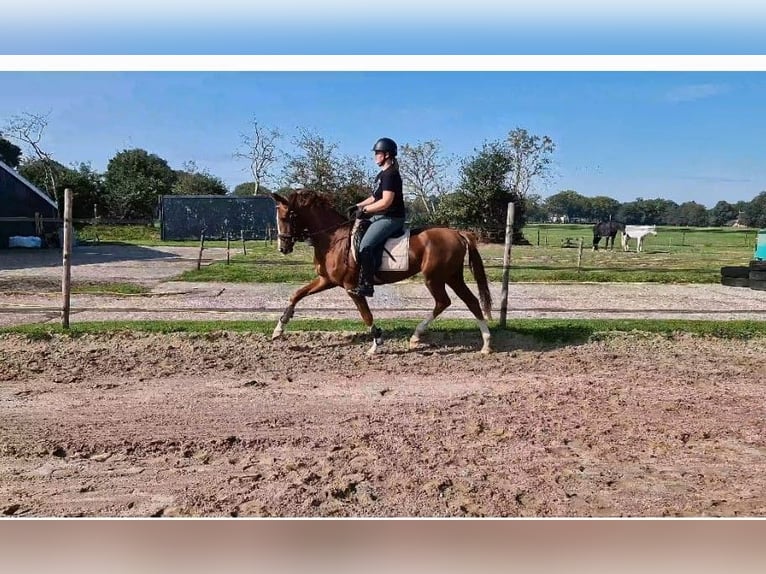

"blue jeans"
[359,215,405,257]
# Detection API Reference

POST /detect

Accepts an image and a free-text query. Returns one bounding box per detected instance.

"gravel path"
[1,244,764,327]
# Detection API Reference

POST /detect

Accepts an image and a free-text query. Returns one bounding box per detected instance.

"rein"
[279,209,354,242]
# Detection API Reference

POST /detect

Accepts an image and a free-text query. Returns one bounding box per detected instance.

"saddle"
[351,220,410,272]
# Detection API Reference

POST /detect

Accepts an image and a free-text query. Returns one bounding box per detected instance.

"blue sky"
[1,2,766,208]
[2,70,765,208]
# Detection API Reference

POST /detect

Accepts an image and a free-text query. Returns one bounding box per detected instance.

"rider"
[347,137,406,297]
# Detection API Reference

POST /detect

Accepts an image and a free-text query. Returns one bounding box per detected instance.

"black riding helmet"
[372,137,397,157]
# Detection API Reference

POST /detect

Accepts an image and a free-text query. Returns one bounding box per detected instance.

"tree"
[3,112,59,204]
[435,141,525,242]
[617,197,678,225]
[334,154,373,211]
[675,201,709,227]
[233,118,281,195]
[524,193,548,223]
[282,128,341,195]
[171,161,228,196]
[506,127,555,201]
[544,190,590,221]
[742,191,766,228]
[103,149,176,220]
[0,136,22,168]
[588,195,622,222]
[398,140,451,217]
[282,128,372,212]
[19,159,104,219]
[708,200,739,226]
[232,181,271,197]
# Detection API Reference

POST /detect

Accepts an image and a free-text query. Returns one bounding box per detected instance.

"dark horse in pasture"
[270,189,493,354]
[592,220,625,250]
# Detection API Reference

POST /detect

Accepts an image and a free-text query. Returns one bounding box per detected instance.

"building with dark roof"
[0,160,59,248]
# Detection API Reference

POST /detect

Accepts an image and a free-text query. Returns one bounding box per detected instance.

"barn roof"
[0,160,58,210]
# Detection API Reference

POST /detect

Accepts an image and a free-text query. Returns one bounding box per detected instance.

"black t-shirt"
[372,166,405,218]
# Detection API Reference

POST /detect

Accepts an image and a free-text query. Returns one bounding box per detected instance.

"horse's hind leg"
[445,274,491,354]
[272,276,335,339]
[409,278,452,351]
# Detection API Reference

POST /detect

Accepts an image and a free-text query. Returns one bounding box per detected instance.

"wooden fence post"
[577,238,584,272]
[61,188,73,330]
[499,202,515,328]
[197,232,205,270]
[241,230,247,256]
[226,232,231,265]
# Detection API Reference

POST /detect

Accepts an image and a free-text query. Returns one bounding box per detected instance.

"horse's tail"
[459,231,493,321]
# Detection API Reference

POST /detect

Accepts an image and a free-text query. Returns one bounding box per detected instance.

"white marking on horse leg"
[409,313,435,349]
[367,325,383,355]
[477,319,492,354]
[272,305,295,340]
[271,319,285,340]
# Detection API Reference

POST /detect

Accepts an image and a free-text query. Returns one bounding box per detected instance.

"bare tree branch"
[506,128,556,199]
[4,111,59,204]
[399,140,452,215]
[233,118,281,195]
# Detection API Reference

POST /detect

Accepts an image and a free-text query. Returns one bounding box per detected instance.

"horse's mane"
[288,189,340,215]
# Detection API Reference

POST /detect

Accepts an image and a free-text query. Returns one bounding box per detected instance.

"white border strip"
[1,55,765,72]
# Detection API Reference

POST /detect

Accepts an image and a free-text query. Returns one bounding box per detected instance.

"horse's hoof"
[480,347,492,355]
[408,338,420,350]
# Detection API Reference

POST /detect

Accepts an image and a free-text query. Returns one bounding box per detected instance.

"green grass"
[4,318,766,343]
[75,223,251,248]
[75,222,758,285]
[172,225,756,284]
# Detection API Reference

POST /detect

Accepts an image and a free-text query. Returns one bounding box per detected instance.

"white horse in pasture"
[622,225,657,253]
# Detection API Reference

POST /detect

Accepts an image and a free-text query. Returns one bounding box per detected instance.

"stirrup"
[348,284,374,297]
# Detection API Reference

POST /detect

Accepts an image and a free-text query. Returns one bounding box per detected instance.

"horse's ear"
[271,193,288,206]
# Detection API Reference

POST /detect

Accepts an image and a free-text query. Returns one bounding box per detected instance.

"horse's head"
[272,192,302,254]
[271,189,341,254]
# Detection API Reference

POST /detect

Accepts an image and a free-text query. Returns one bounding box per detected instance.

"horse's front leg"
[272,276,335,340]
[347,293,383,355]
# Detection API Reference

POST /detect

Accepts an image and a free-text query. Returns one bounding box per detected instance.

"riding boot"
[348,249,375,297]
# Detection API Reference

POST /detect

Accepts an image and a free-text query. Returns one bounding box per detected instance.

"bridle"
[278,208,354,243]
[277,210,306,243]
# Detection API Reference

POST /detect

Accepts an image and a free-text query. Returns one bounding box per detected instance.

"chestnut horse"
[270,189,493,354]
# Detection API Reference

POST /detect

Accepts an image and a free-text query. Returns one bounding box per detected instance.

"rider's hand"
[346,205,359,219]
[355,207,371,220]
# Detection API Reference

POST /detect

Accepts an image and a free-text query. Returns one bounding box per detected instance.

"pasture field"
[167,224,757,284]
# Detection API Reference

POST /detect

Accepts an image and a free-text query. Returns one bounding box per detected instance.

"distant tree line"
[527,189,766,229]
[3,112,766,237]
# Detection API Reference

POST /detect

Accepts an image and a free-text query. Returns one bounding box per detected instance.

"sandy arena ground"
[1,330,764,517]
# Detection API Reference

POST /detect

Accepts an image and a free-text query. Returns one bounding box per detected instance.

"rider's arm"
[357,196,375,209]
[362,190,394,215]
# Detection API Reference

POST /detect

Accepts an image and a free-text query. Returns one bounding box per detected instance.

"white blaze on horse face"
[275,209,284,252]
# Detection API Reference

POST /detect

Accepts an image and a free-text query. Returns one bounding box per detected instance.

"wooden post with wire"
[241,229,247,256]
[197,231,205,270]
[577,238,584,272]
[226,232,231,265]
[498,202,515,328]
[61,188,73,330]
